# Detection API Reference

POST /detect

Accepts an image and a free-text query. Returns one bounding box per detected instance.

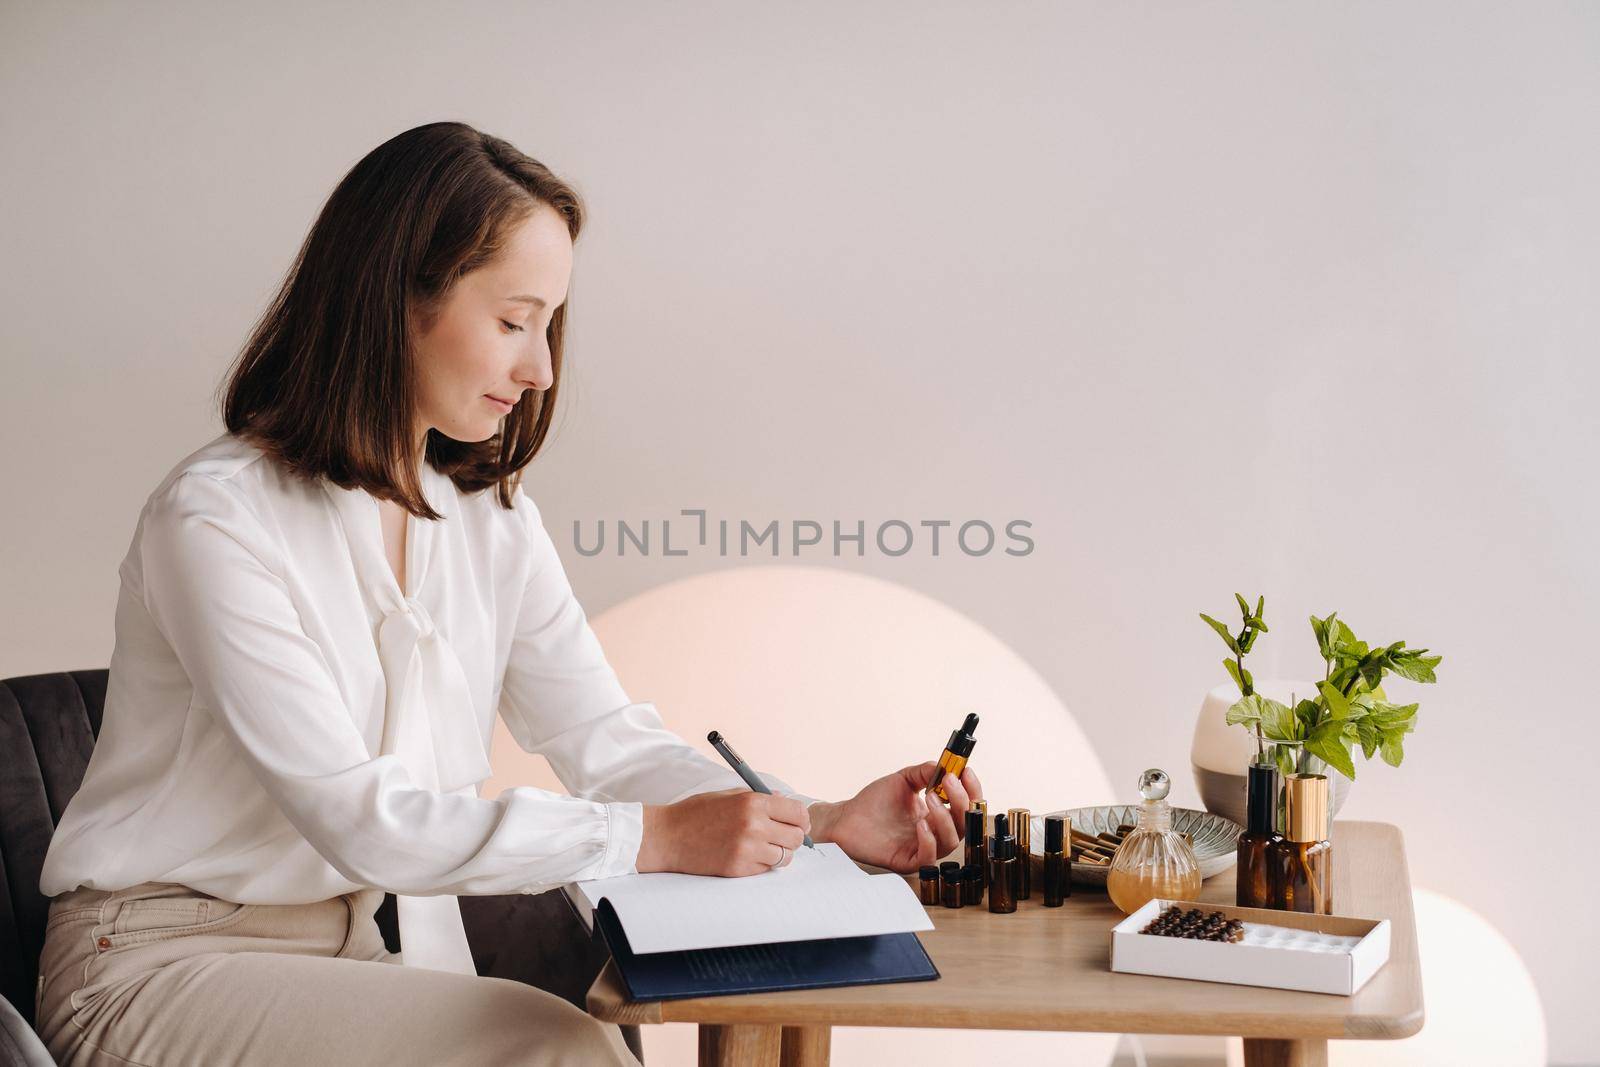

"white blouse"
[40,431,808,968]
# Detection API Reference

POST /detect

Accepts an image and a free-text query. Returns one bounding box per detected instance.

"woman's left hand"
[806,762,984,874]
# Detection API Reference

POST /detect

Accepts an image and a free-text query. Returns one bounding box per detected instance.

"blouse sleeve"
[138,471,643,896]
[496,487,817,875]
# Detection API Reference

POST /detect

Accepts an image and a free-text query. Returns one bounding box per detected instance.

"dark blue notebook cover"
[594,897,940,1001]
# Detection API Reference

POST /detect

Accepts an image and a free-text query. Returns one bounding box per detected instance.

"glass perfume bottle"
[1267,773,1333,914]
[1236,761,1283,908]
[1106,768,1202,915]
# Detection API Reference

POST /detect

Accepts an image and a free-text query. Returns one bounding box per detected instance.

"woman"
[34,121,983,1066]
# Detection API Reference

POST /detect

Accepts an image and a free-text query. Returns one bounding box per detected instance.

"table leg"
[780,1025,831,1066]
[698,1023,782,1066]
[1242,1037,1329,1067]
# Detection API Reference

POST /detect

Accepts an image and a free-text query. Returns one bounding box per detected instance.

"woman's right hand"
[635,788,811,876]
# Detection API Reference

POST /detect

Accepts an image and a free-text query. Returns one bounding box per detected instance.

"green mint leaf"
[1355,718,1380,759]
[1368,702,1419,732]
[1307,720,1357,780]
[1329,665,1360,693]
[1310,614,1330,658]
[1318,680,1354,721]
[1224,696,1262,727]
[1261,697,1298,741]
[1235,593,1251,619]
[1231,694,1295,739]
[1294,698,1322,734]
[1223,657,1244,690]
[1379,730,1407,767]
[1358,650,1389,690]
[1389,649,1442,684]
[1333,618,1359,650]
[1201,613,1241,654]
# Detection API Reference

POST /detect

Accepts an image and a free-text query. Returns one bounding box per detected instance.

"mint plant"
[1201,603,1441,781]
[1200,593,1268,697]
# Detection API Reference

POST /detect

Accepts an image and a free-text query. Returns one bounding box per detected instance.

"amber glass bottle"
[940,861,964,908]
[1236,762,1283,908]
[964,809,988,890]
[1267,774,1333,914]
[1042,814,1070,906]
[1007,807,1032,900]
[932,713,979,802]
[987,813,1018,913]
[961,864,983,906]
[918,864,940,905]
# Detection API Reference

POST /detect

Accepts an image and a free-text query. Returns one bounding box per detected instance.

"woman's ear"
[407,290,442,340]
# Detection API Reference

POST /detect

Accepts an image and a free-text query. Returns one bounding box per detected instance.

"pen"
[706,730,816,850]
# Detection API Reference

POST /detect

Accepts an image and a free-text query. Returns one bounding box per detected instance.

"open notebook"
[563,842,933,953]
[566,843,939,1000]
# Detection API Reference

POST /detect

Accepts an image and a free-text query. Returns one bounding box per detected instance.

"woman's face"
[411,201,573,446]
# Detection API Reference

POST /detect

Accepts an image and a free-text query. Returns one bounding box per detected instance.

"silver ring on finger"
[771,844,789,869]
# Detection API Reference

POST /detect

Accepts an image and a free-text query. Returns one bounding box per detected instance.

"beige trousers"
[35,880,640,1066]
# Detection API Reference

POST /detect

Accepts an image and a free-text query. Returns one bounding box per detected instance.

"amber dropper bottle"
[931,713,979,802]
[964,809,988,891]
[988,813,1018,913]
[1042,814,1070,906]
[1267,773,1333,914]
[1236,762,1283,909]
[1007,807,1032,900]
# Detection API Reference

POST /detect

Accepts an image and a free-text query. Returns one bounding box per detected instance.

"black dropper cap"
[920,864,939,880]
[1044,814,1065,852]
[944,713,980,758]
[1246,762,1279,836]
[965,808,984,846]
[940,860,961,876]
[993,812,1013,858]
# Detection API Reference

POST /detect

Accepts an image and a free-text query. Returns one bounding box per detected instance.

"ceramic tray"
[1029,806,1243,888]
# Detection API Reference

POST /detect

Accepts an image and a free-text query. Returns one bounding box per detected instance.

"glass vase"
[1260,741,1338,834]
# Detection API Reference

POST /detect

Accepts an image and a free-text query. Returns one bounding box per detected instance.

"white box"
[1110,898,1392,996]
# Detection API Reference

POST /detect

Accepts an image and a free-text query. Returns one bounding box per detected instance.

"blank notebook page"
[569,842,934,954]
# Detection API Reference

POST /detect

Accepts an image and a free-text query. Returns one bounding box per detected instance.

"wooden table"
[587,820,1423,1067]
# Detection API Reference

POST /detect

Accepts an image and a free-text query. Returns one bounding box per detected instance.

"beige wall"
[3,2,1596,1060]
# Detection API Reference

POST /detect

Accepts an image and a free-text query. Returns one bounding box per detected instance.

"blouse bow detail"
[324,473,490,977]
[375,594,493,797]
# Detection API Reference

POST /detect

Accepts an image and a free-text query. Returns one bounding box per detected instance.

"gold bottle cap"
[1007,808,1031,848]
[1284,774,1330,843]
[974,797,990,835]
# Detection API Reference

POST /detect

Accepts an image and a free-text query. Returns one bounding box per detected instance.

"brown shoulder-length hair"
[220,121,584,519]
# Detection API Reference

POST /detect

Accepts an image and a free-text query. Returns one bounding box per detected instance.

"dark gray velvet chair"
[0,669,641,1065]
